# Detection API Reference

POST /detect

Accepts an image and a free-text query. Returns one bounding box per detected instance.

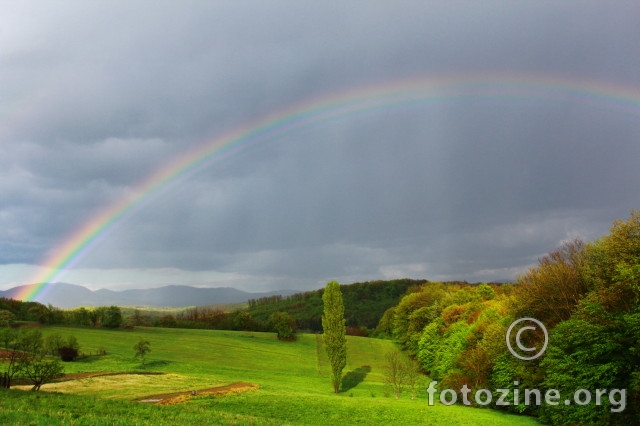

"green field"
[0,326,540,425]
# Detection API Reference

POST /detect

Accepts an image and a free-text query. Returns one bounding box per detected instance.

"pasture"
[0,326,540,425]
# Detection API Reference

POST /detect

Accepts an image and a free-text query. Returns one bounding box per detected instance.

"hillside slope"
[1,326,539,425]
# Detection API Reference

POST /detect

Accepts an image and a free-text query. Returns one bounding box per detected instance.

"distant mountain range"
[0,283,297,309]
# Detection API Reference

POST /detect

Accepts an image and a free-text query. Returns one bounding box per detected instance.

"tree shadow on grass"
[341,365,371,392]
[140,360,172,369]
[75,354,107,364]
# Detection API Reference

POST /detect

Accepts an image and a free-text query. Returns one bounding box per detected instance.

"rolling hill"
[0,282,296,309]
[1,326,540,425]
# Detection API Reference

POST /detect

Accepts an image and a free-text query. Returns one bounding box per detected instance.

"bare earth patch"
[55,371,163,382]
[136,382,260,405]
[0,349,27,358]
[14,372,209,399]
[9,371,138,387]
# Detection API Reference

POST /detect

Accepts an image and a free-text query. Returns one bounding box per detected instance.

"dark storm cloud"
[1,1,640,291]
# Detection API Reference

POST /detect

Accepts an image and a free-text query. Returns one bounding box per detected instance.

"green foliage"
[28,304,51,324]
[89,307,103,327]
[0,328,64,390]
[0,298,51,323]
[581,210,640,316]
[512,238,589,328]
[44,333,79,357]
[0,326,17,350]
[392,289,443,352]
[156,314,178,328]
[1,279,422,335]
[68,307,91,326]
[133,338,151,367]
[269,311,296,341]
[0,309,15,327]
[435,321,472,382]
[19,357,64,391]
[417,320,441,376]
[322,281,347,393]
[66,335,80,351]
[373,306,395,338]
[48,334,81,362]
[477,283,496,300]
[0,328,22,387]
[44,332,65,356]
[392,211,640,424]
[102,306,123,329]
[248,279,422,333]
[18,328,44,354]
[539,316,636,424]
[233,311,254,331]
[387,282,509,356]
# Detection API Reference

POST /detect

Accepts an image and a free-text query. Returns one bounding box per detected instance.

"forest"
[381,211,639,424]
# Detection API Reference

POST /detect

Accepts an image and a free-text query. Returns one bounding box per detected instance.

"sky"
[1,1,640,293]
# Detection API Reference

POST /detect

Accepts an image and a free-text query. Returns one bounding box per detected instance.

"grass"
[120,303,247,319]
[0,326,541,425]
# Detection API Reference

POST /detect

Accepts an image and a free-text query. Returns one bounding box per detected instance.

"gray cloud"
[1,1,639,291]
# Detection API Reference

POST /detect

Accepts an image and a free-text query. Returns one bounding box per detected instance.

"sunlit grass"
[0,326,542,425]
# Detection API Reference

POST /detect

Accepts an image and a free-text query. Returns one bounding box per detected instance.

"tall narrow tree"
[322,280,347,393]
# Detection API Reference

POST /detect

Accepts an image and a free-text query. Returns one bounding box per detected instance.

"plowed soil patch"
[137,382,259,405]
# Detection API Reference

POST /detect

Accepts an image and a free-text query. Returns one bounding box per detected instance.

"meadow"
[0,326,540,425]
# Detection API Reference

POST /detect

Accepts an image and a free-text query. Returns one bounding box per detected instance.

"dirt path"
[136,382,259,405]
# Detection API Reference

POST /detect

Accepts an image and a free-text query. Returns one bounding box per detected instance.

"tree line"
[109,279,426,334]
[2,278,478,338]
[246,278,425,334]
[382,211,640,424]
[0,301,123,329]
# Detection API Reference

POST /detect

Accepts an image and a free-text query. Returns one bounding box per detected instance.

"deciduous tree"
[20,355,64,391]
[2,329,63,390]
[134,338,151,367]
[512,238,588,328]
[0,309,15,328]
[270,311,296,341]
[403,357,422,400]
[322,281,347,393]
[103,306,122,328]
[384,349,405,398]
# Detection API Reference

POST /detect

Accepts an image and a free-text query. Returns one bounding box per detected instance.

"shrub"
[270,311,296,341]
[58,346,79,362]
[102,306,122,328]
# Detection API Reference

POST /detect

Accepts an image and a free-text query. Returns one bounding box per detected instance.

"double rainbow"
[16,73,640,302]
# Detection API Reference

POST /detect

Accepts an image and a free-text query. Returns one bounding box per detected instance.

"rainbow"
[16,73,640,302]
